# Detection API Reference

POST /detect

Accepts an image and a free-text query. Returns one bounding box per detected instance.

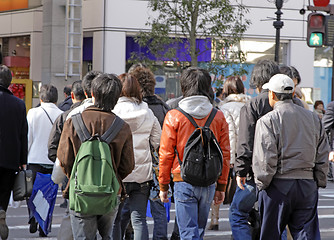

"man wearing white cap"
[252,74,329,240]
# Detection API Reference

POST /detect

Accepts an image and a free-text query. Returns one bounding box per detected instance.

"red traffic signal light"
[307,13,326,47]
[313,0,330,7]
[309,14,324,28]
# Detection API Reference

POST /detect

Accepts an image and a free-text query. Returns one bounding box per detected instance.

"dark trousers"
[258,179,320,240]
[26,164,53,222]
[0,167,17,211]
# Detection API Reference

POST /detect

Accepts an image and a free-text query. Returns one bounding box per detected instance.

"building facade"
[0,0,330,108]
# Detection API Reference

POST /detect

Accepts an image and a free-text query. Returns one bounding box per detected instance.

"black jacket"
[0,85,28,170]
[143,95,170,127]
[48,101,81,162]
[235,90,305,178]
[58,96,73,111]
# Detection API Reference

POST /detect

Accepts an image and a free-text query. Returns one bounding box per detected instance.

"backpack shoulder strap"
[204,108,218,128]
[101,116,125,144]
[72,113,91,142]
[175,107,198,128]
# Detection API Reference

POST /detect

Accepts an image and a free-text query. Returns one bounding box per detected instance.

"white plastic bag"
[51,158,66,184]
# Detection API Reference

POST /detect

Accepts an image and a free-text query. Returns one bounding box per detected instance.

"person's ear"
[71,92,75,100]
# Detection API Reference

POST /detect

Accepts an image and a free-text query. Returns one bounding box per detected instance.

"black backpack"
[175,107,223,187]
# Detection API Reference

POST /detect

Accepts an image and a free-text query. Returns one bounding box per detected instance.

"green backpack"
[69,113,124,215]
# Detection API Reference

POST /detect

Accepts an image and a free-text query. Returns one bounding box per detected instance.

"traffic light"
[313,0,330,7]
[307,13,326,47]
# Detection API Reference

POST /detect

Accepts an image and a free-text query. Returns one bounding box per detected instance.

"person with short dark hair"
[159,67,230,239]
[113,73,161,240]
[58,85,73,111]
[48,81,86,155]
[279,65,306,109]
[231,60,313,240]
[0,65,28,240]
[213,88,223,108]
[27,84,63,237]
[66,70,102,120]
[57,73,135,239]
[48,81,85,162]
[253,74,329,239]
[314,100,325,119]
[230,59,280,240]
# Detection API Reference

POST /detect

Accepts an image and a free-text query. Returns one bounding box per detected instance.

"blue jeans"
[112,198,131,240]
[70,206,118,239]
[229,180,257,240]
[174,181,215,240]
[150,199,168,240]
[125,181,150,240]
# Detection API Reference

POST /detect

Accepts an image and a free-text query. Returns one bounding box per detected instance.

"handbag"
[13,169,33,201]
[51,158,66,184]
[223,168,237,205]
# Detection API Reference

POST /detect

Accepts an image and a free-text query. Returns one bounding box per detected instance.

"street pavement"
[5,181,334,239]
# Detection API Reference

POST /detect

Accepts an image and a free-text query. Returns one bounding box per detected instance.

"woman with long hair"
[113,73,161,240]
[208,76,250,230]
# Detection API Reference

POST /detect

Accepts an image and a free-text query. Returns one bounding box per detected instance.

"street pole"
[273,0,284,63]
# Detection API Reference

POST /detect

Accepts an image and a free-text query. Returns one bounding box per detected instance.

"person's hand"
[236,176,246,190]
[213,191,225,205]
[329,151,334,162]
[159,191,169,203]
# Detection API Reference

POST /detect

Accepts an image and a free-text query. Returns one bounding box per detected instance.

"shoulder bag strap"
[41,107,54,125]
[175,107,199,128]
[101,116,125,144]
[72,114,91,143]
[204,108,218,128]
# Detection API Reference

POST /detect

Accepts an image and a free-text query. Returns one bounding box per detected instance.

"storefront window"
[240,40,288,65]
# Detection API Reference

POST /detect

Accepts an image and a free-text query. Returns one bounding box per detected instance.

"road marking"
[320,195,334,198]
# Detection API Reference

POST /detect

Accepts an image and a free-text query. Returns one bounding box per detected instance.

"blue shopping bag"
[27,173,58,235]
[146,198,171,222]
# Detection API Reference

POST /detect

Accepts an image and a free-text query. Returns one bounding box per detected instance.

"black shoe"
[29,218,38,234]
[170,232,180,240]
[38,226,47,237]
[60,200,68,208]
[0,210,8,240]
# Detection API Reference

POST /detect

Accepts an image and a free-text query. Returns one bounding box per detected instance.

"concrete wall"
[42,0,80,103]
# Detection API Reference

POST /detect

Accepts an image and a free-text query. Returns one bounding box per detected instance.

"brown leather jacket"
[57,106,135,198]
[159,108,230,192]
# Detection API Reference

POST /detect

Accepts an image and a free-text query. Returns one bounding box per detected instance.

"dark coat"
[58,96,73,111]
[235,89,306,178]
[0,85,28,170]
[48,101,81,162]
[143,95,170,127]
[57,106,135,198]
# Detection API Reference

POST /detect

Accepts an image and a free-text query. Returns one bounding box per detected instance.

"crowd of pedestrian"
[0,59,331,240]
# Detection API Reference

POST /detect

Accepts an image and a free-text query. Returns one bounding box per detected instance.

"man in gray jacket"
[252,74,329,240]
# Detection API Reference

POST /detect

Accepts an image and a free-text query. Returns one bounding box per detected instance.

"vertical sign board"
[0,0,28,12]
[326,15,334,47]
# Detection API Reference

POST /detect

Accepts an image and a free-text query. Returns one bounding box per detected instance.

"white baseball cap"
[262,74,295,94]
